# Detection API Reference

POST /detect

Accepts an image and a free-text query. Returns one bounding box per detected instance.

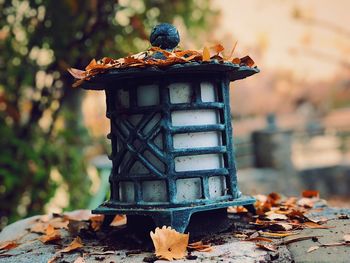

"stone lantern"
[79,24,259,233]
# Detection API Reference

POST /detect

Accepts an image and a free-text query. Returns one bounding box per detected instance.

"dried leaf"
[110,214,127,227]
[302,190,319,198]
[232,58,241,64]
[260,232,296,238]
[246,237,273,243]
[90,215,104,231]
[188,241,213,252]
[73,256,86,263]
[240,56,255,67]
[39,225,61,244]
[307,246,319,253]
[297,198,315,208]
[282,236,322,245]
[343,234,350,242]
[68,220,89,236]
[202,47,210,61]
[59,237,83,253]
[150,226,189,261]
[67,68,86,80]
[303,222,332,229]
[47,255,60,263]
[210,44,225,55]
[256,243,277,252]
[0,241,18,251]
[266,213,288,221]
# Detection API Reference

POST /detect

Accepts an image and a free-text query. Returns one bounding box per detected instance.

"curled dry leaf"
[307,245,320,253]
[0,241,18,251]
[109,214,127,227]
[39,224,61,244]
[343,234,350,242]
[90,215,104,231]
[59,237,83,253]
[73,256,86,263]
[256,243,277,252]
[150,226,189,261]
[188,241,213,252]
[202,47,210,62]
[303,221,332,229]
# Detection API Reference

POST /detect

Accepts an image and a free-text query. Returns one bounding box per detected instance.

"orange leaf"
[188,241,213,252]
[85,59,97,71]
[90,215,104,231]
[0,241,18,251]
[110,214,127,227]
[240,56,255,67]
[302,190,319,199]
[59,237,83,253]
[150,226,189,261]
[256,243,277,252]
[67,68,86,80]
[210,44,225,54]
[39,224,61,244]
[202,47,210,61]
[232,58,241,64]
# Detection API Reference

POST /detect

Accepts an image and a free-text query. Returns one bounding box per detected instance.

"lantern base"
[93,195,255,233]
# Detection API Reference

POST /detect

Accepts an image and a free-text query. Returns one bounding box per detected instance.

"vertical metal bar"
[160,79,176,203]
[221,76,240,198]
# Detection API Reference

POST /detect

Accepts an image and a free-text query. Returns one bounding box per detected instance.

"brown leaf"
[202,47,210,61]
[265,213,288,221]
[90,215,104,231]
[302,190,319,198]
[343,234,350,242]
[260,232,296,238]
[232,58,241,64]
[282,235,322,245]
[303,222,332,229]
[67,220,89,236]
[307,246,319,253]
[47,255,60,263]
[39,225,61,244]
[73,256,86,263]
[246,237,273,243]
[240,56,255,67]
[109,215,127,227]
[188,241,213,252]
[59,237,83,253]
[67,68,86,80]
[150,226,189,261]
[0,241,18,251]
[256,243,277,252]
[210,44,225,55]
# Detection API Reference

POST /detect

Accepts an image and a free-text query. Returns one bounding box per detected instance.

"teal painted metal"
[80,24,259,232]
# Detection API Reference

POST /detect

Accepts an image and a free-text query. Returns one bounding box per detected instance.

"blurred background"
[1,0,349,230]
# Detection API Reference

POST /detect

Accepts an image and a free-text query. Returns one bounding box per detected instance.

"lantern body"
[87,63,258,232]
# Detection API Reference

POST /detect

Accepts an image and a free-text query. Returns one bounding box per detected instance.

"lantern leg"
[243,204,256,214]
[151,210,192,233]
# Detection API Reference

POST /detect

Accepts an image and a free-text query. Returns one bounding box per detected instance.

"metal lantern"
[82,24,259,233]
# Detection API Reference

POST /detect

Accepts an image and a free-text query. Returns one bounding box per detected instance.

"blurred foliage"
[0,0,217,228]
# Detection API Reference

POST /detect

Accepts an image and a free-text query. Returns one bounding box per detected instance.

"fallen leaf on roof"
[282,235,322,245]
[188,241,213,252]
[0,241,18,251]
[302,190,319,198]
[256,243,277,252]
[39,224,61,244]
[260,232,297,238]
[47,254,60,263]
[202,46,210,61]
[68,220,89,236]
[150,226,189,261]
[265,213,288,221]
[246,237,273,243]
[307,246,319,253]
[58,237,83,253]
[297,198,315,208]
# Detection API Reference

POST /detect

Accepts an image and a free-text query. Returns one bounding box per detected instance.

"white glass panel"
[171,110,219,126]
[119,181,134,202]
[142,180,167,202]
[173,132,221,149]
[200,82,216,102]
[169,83,191,104]
[208,176,226,198]
[116,89,129,108]
[176,178,202,202]
[137,85,159,106]
[174,154,223,172]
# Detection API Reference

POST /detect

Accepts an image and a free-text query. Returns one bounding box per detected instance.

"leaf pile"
[68,44,255,87]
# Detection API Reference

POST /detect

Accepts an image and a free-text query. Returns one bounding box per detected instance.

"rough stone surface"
[0,207,349,262]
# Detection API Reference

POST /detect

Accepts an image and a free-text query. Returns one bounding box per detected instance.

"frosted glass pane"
[171,110,219,126]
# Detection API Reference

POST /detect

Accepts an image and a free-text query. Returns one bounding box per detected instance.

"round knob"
[150,23,180,50]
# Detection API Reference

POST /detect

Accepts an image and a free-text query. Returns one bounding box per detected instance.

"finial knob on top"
[150,23,180,50]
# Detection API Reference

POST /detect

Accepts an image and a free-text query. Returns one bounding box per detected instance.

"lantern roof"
[68,23,259,90]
